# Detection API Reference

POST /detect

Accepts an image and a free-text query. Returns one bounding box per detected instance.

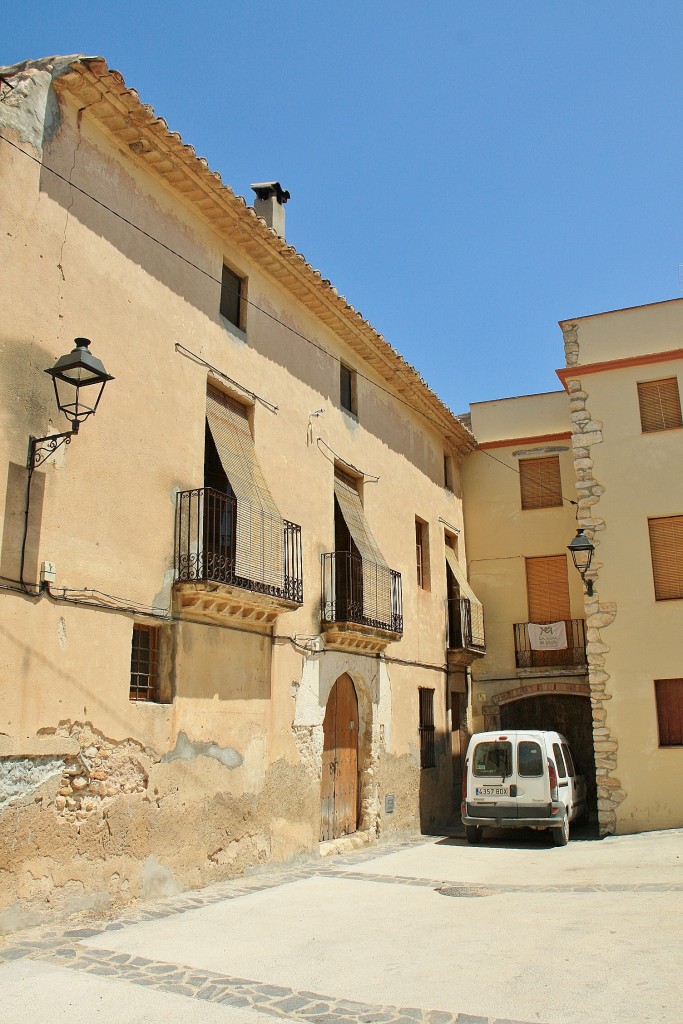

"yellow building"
[0,55,481,914]
[559,301,683,835]
[462,392,595,813]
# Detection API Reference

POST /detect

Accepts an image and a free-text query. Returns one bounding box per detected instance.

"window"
[415,518,430,590]
[130,625,161,702]
[517,740,543,777]
[552,743,568,779]
[444,454,454,491]
[638,378,682,433]
[418,687,435,768]
[473,740,512,778]
[220,263,244,329]
[340,363,357,415]
[526,555,570,622]
[519,456,562,510]
[655,679,683,746]
[648,515,683,600]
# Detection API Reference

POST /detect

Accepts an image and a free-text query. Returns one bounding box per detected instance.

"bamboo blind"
[206,386,283,588]
[444,546,485,643]
[519,456,563,510]
[333,470,391,623]
[648,515,683,600]
[637,378,682,433]
[526,555,571,622]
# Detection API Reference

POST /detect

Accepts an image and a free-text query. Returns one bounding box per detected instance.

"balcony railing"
[321,551,403,635]
[448,597,486,652]
[175,487,303,604]
[513,619,587,669]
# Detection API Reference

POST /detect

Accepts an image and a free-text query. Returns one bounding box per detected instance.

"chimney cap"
[251,181,290,205]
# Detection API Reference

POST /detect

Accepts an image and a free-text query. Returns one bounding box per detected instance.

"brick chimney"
[251,182,290,240]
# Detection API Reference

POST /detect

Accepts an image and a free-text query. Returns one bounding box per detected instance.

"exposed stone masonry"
[561,323,624,835]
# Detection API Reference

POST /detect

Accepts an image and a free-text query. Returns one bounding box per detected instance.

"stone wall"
[561,323,624,835]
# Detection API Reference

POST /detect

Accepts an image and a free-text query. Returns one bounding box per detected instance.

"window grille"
[130,624,161,702]
[419,687,435,769]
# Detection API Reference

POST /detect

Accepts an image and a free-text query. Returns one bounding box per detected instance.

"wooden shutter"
[526,555,571,622]
[519,456,563,509]
[655,679,683,746]
[637,378,682,432]
[649,516,683,600]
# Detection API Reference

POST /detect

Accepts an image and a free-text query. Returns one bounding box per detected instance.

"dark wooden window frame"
[340,363,357,416]
[415,517,430,590]
[220,263,245,330]
[418,686,436,769]
[654,679,683,747]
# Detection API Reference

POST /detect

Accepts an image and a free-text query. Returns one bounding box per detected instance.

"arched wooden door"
[320,674,359,841]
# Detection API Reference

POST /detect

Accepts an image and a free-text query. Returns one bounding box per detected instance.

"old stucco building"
[462,301,683,836]
[0,55,484,916]
[0,53,681,922]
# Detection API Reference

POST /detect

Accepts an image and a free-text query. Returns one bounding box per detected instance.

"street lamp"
[28,338,114,471]
[568,528,595,597]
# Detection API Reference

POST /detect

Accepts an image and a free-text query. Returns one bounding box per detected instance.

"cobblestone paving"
[1,833,679,1024]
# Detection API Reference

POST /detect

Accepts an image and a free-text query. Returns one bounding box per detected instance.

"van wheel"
[553,813,569,847]
[465,826,483,844]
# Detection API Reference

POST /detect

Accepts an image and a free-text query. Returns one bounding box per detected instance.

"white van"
[461,730,587,846]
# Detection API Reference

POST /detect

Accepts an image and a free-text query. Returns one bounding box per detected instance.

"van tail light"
[548,758,558,801]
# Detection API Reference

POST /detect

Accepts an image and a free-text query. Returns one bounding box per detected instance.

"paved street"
[2,828,682,1024]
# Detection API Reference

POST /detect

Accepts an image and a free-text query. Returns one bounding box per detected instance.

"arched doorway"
[499,693,597,817]
[321,674,359,841]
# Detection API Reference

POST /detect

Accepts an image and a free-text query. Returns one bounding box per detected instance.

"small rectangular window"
[418,687,435,768]
[130,625,161,702]
[415,518,430,590]
[444,454,454,491]
[648,515,683,600]
[561,743,576,777]
[220,264,244,329]
[655,679,683,746]
[340,363,357,415]
[517,740,543,777]
[552,742,568,779]
[638,378,682,433]
[519,456,563,510]
[473,740,512,778]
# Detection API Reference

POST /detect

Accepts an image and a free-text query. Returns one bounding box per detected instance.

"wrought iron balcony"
[321,551,403,652]
[513,619,587,670]
[174,488,303,627]
[447,596,486,665]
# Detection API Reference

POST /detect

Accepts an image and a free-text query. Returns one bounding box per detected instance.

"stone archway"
[484,681,596,817]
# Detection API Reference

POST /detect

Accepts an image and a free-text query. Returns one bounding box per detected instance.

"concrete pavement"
[2,828,682,1024]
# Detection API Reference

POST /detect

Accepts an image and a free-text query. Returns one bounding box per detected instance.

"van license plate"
[475,786,509,797]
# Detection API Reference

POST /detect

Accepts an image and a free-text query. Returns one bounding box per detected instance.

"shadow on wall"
[418,726,457,834]
[1,463,45,583]
[37,123,454,488]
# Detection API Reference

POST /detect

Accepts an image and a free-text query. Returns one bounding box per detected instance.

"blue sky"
[3,3,682,413]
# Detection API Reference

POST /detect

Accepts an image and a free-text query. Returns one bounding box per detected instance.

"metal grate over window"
[129,624,160,702]
[419,687,436,769]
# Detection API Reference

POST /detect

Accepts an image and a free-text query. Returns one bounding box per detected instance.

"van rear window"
[473,741,512,777]
[517,740,543,777]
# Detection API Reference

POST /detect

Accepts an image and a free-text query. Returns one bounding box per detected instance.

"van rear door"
[469,737,518,817]
[515,735,550,814]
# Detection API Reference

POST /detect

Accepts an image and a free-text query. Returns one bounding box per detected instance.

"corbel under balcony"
[174,581,300,632]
